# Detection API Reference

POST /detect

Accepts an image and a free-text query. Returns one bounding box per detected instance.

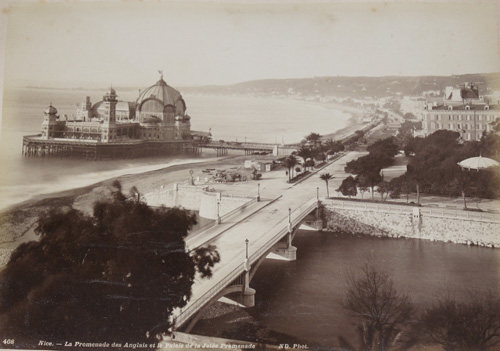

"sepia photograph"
[0,0,499,350]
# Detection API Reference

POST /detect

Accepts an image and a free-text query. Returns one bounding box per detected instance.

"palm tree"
[296,145,313,163]
[285,155,298,181]
[319,172,334,198]
[305,132,322,147]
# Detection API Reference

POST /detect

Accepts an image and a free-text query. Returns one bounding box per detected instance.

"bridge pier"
[273,232,297,261]
[241,267,256,308]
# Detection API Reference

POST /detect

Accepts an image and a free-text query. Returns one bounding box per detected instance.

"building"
[422,83,500,141]
[24,74,210,159]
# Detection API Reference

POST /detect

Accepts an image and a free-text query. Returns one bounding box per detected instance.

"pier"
[22,136,299,159]
[198,141,296,156]
[22,135,200,160]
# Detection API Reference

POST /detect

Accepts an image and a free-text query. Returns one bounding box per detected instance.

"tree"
[344,138,396,197]
[377,181,390,201]
[305,132,322,147]
[354,162,383,201]
[315,152,327,162]
[358,181,370,200]
[341,263,416,351]
[403,112,416,120]
[323,138,345,155]
[304,159,315,171]
[419,292,500,351]
[367,137,399,159]
[284,155,298,181]
[338,176,358,198]
[0,182,220,346]
[390,175,414,203]
[319,173,334,199]
[296,145,313,163]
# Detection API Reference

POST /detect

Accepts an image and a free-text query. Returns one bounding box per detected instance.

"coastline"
[0,100,368,267]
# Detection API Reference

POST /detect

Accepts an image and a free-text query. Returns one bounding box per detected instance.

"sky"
[1,1,500,88]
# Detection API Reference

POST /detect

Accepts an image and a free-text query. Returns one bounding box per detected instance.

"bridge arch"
[182,284,243,333]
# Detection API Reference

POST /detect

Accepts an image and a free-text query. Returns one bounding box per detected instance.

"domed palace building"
[23,74,210,159]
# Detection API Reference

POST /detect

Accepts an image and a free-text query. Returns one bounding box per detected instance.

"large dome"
[136,77,184,109]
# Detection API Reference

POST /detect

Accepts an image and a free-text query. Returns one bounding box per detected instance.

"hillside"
[182,73,500,99]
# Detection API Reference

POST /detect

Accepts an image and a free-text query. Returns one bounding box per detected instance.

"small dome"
[109,87,116,96]
[45,103,58,115]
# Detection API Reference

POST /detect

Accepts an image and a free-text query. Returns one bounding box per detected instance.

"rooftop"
[430,104,500,111]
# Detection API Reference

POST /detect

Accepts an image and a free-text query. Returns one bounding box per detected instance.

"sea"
[0,87,351,211]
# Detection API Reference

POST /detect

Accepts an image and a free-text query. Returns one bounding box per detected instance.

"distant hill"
[182,73,500,99]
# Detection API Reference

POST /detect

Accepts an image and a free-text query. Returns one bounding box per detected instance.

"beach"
[0,109,369,267]
[0,154,249,263]
[0,88,370,269]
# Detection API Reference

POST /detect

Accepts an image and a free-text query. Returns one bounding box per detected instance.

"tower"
[77,96,92,121]
[101,87,118,142]
[41,103,59,139]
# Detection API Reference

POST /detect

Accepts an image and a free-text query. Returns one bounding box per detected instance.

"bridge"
[171,197,322,333]
[162,151,363,335]
[197,141,297,156]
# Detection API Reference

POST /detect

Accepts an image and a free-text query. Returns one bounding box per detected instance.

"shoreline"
[0,99,369,266]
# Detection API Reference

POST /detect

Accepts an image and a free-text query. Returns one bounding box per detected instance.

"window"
[431,122,436,129]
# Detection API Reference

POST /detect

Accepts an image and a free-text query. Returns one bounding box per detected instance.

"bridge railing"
[248,199,318,266]
[173,198,319,327]
[323,199,500,224]
[173,254,249,327]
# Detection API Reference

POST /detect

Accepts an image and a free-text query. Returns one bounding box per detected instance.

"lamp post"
[216,199,221,224]
[288,208,292,227]
[316,187,319,201]
[245,238,249,260]
[257,183,261,202]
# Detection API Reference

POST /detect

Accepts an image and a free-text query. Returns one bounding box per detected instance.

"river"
[195,229,500,349]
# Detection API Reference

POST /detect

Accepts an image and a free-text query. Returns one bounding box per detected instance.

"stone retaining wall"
[143,183,254,220]
[325,207,500,248]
